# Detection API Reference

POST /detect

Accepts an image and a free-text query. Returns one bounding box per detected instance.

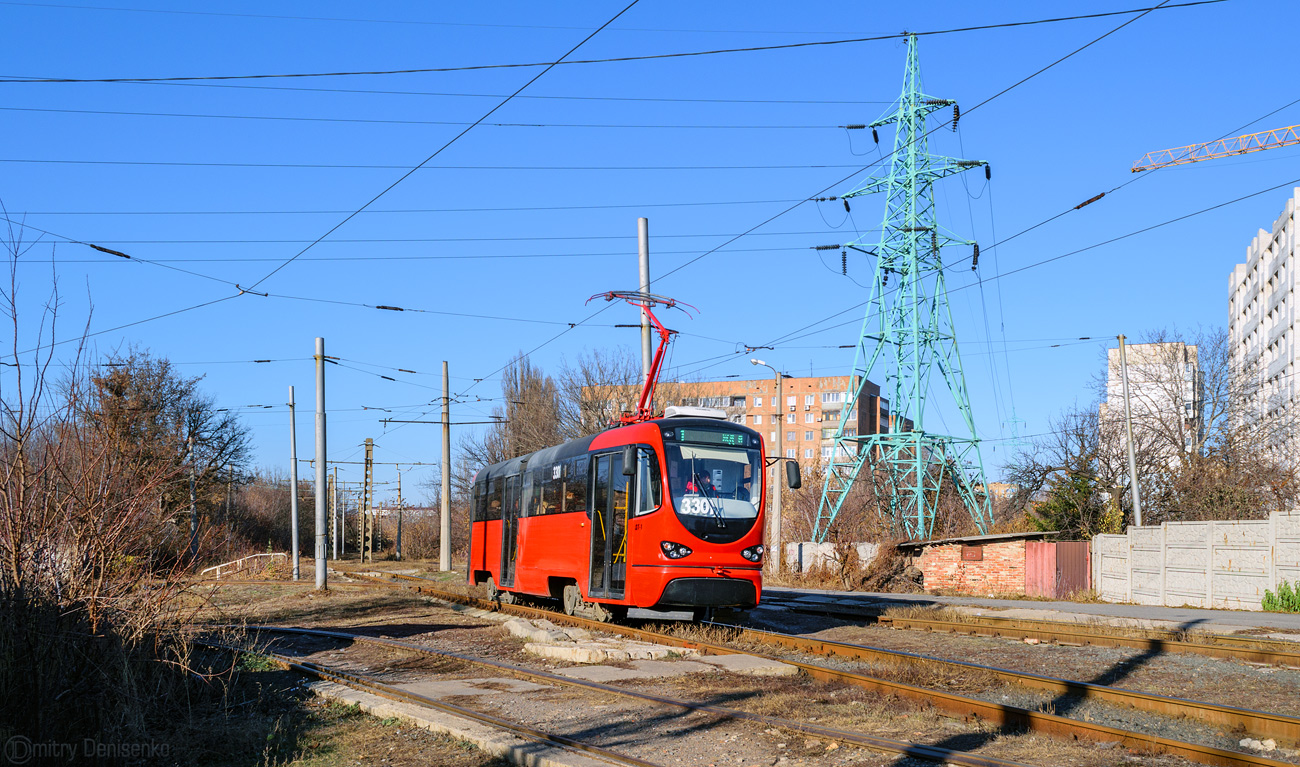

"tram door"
[589,453,629,599]
[501,474,521,588]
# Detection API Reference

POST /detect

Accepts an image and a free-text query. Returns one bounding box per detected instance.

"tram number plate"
[679,496,720,516]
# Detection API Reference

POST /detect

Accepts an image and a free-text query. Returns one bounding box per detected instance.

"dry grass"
[192,666,510,767]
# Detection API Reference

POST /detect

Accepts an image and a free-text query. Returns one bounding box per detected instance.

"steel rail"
[729,623,1300,744]
[236,624,1034,767]
[761,594,1300,661]
[327,569,1294,767]
[199,638,661,767]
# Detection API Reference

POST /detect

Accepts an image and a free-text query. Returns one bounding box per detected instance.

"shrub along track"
[313,568,1297,767]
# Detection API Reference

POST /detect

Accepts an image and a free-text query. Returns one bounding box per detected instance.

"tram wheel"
[562,584,582,616]
[485,576,501,603]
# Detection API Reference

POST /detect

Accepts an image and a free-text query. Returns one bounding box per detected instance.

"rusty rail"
[230,626,1037,767]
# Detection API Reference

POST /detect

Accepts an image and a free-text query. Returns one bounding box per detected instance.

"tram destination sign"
[675,428,748,447]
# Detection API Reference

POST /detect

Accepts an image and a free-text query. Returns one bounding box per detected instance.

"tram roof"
[473,417,760,482]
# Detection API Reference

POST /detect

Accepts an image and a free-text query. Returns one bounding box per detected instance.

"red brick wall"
[915,540,1026,595]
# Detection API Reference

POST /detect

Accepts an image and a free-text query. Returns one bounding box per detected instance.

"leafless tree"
[1094,327,1300,523]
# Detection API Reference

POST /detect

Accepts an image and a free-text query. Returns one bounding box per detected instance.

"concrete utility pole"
[440,361,452,571]
[638,217,652,381]
[225,464,233,561]
[395,467,403,561]
[314,337,328,590]
[288,387,300,581]
[750,359,782,574]
[361,438,375,562]
[1117,334,1144,527]
[188,435,198,566]
[330,466,338,560]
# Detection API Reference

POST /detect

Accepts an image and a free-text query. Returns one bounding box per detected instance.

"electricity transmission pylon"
[814,33,993,542]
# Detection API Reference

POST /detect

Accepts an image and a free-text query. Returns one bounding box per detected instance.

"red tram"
[468,409,797,620]
[467,290,799,620]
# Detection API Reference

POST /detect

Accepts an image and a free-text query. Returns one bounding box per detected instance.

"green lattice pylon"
[814,34,993,542]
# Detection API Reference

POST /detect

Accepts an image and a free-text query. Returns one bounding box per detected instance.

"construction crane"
[1131,124,1300,172]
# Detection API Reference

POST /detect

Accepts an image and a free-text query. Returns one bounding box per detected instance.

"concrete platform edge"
[306,679,620,767]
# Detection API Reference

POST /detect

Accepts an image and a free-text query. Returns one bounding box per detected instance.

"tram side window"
[564,456,588,515]
[542,463,563,514]
[486,478,503,521]
[520,472,536,517]
[472,482,483,522]
[634,448,662,517]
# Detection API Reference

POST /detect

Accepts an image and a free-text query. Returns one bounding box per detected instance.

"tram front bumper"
[654,576,757,608]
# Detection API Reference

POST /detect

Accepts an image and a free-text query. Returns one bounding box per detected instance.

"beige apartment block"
[667,374,894,467]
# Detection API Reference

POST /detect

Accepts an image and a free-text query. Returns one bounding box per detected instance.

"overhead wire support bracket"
[586,290,696,426]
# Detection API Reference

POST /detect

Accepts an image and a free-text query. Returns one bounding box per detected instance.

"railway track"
[312,568,1296,767]
[226,624,1044,767]
[201,636,662,767]
[761,594,1300,667]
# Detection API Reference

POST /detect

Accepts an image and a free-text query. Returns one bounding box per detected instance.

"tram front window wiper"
[691,472,726,528]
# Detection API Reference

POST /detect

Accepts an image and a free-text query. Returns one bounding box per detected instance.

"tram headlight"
[660,541,692,559]
[742,545,764,562]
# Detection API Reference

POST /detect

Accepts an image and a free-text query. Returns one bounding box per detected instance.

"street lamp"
[751,358,783,575]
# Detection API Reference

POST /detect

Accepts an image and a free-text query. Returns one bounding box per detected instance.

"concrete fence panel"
[1278,513,1300,588]
[1095,534,1130,602]
[1092,512,1298,610]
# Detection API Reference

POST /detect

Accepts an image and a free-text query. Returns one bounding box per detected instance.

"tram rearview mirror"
[785,460,802,490]
[621,445,637,475]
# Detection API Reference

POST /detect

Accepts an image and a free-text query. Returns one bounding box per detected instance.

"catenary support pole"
[188,436,198,566]
[331,466,338,559]
[774,373,783,571]
[1118,334,1144,527]
[440,361,452,571]
[288,387,300,581]
[750,359,782,575]
[314,337,328,590]
[638,217,652,381]
[396,467,403,561]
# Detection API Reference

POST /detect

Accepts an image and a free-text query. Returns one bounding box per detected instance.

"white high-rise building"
[1229,188,1299,431]
[1099,341,1201,469]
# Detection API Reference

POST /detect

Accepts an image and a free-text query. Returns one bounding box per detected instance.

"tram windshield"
[664,437,763,543]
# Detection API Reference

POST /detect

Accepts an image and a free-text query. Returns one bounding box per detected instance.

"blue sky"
[3,0,1296,501]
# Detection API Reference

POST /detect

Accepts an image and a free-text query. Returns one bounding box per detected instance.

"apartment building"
[1229,188,1299,440]
[1098,341,1201,468]
[674,374,896,465]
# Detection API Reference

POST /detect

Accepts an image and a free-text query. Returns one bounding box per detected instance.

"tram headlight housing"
[660,541,692,559]
[741,545,765,562]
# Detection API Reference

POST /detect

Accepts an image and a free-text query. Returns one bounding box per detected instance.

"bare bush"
[0,229,245,750]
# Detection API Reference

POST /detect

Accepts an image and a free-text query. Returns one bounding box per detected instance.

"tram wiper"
[691,472,726,528]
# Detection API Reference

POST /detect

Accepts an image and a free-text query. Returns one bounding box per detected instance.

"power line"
[0,158,871,171]
[12,245,803,265]
[0,1,881,35]
[655,1,1184,381]
[16,294,239,356]
[261,290,614,328]
[0,106,841,130]
[0,198,807,216]
[59,79,893,105]
[0,2,1226,84]
[451,0,1191,413]
[244,0,642,292]
[11,229,876,246]
[0,216,241,288]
